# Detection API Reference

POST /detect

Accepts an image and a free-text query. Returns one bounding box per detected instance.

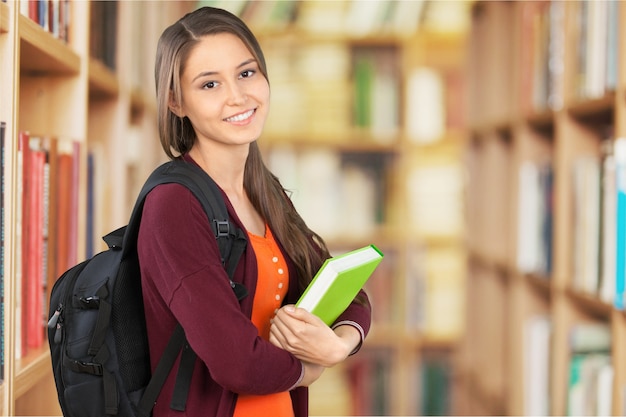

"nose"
[226,81,247,105]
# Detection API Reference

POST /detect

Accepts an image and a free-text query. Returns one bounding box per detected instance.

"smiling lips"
[225,109,255,124]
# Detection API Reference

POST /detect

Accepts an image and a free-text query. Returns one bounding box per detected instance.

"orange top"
[233,226,294,417]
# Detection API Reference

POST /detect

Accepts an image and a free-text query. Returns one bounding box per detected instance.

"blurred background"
[2,0,625,416]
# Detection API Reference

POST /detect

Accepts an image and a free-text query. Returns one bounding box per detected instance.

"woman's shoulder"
[143,182,204,221]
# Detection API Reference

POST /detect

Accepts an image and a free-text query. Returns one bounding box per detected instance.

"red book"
[55,146,73,277]
[18,131,30,357]
[68,141,80,267]
[26,140,46,349]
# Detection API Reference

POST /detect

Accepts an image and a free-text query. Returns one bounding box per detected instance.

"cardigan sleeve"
[332,289,371,354]
[138,183,302,395]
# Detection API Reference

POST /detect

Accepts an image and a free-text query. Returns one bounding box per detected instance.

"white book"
[517,161,541,273]
[524,316,551,416]
[600,152,616,303]
[406,67,445,144]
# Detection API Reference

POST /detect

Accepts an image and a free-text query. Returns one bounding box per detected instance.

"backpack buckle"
[68,359,103,375]
[214,220,230,237]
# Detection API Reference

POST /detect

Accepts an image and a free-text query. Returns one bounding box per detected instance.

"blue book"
[614,138,626,309]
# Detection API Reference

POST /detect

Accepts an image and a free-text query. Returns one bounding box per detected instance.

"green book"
[296,244,384,325]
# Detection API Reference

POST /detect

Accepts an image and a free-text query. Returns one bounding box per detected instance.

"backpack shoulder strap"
[127,159,248,416]
[122,159,239,261]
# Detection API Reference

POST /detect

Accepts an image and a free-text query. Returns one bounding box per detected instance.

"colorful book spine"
[0,121,5,379]
[614,138,626,309]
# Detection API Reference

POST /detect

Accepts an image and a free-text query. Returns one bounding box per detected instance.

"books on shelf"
[406,163,464,239]
[524,315,551,416]
[568,137,626,308]
[296,244,383,326]
[263,42,352,139]
[518,1,564,112]
[347,348,393,416]
[567,322,612,416]
[267,146,388,241]
[571,0,620,99]
[516,160,554,276]
[353,46,401,143]
[294,0,424,36]
[405,243,465,341]
[14,132,80,357]
[89,1,118,70]
[572,156,601,294]
[405,67,445,143]
[19,0,70,42]
[420,354,452,416]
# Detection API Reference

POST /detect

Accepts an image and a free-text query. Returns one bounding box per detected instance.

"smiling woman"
[172,33,270,186]
[139,6,372,417]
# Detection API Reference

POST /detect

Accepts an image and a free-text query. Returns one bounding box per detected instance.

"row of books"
[267,146,389,241]
[570,0,619,101]
[567,323,612,416]
[19,0,70,43]
[89,0,117,71]
[404,242,465,341]
[519,0,618,113]
[571,137,626,307]
[202,0,427,37]
[20,1,120,73]
[15,131,80,358]
[347,348,453,416]
[515,136,626,309]
[261,32,463,144]
[347,348,392,415]
[524,318,613,416]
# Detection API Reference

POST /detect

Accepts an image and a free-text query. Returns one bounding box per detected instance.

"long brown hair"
[154,6,329,291]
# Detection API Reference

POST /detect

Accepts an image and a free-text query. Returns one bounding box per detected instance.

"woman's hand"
[269,305,360,367]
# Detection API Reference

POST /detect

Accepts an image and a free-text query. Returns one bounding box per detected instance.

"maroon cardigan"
[137,164,372,417]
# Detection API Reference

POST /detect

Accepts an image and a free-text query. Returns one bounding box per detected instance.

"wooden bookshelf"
[460,1,626,415]
[0,1,193,414]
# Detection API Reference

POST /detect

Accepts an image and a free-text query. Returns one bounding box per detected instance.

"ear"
[168,92,184,117]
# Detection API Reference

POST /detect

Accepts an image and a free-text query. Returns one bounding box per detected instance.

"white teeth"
[226,109,254,122]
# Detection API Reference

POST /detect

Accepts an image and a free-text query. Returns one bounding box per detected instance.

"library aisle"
[458,1,626,416]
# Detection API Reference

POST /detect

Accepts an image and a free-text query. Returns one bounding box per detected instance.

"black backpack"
[47,159,248,417]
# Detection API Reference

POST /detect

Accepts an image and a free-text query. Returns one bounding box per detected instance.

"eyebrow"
[192,58,257,82]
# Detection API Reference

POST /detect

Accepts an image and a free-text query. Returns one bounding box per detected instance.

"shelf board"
[525,272,552,298]
[88,57,119,98]
[0,2,9,33]
[14,347,53,398]
[567,92,615,125]
[19,14,79,75]
[526,109,555,134]
[566,287,613,320]
[263,130,400,152]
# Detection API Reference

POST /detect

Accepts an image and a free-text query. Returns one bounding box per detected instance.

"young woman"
[137,6,372,417]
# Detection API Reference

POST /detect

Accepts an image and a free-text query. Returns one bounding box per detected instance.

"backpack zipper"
[47,303,64,344]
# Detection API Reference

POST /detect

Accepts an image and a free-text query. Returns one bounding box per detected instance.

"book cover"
[600,140,616,303]
[55,142,73,277]
[0,121,4,379]
[16,131,28,357]
[614,138,626,309]
[295,244,383,325]
[26,137,46,350]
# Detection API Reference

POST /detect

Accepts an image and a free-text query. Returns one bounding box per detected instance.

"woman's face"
[174,33,270,148]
